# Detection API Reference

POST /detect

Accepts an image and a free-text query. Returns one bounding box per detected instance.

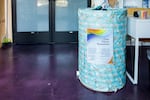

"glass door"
[12,0,90,44]
[13,0,50,44]
[53,0,89,43]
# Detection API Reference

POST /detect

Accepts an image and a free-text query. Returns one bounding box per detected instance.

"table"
[127,17,150,84]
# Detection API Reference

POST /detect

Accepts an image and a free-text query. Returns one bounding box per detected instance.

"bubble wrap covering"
[78,8,127,92]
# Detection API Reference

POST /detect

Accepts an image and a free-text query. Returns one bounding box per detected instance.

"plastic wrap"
[77,8,127,92]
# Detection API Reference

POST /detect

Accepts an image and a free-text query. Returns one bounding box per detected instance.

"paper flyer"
[87,28,113,65]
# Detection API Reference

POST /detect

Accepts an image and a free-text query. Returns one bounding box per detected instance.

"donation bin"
[77,8,127,92]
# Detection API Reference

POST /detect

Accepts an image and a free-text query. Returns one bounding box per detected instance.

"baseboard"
[126,40,150,46]
[0,42,12,48]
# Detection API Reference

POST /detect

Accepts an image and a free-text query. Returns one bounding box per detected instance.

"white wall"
[124,0,142,8]
[5,0,12,42]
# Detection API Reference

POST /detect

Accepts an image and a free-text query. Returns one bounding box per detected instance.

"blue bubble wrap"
[78,8,127,92]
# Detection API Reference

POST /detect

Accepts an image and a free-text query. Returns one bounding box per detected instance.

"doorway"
[12,0,90,44]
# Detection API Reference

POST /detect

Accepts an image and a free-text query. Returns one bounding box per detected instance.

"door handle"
[31,32,35,34]
[69,31,73,34]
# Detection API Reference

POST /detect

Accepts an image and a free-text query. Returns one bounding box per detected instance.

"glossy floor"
[0,44,150,100]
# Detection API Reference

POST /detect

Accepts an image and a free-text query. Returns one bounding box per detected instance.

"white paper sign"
[87,28,113,65]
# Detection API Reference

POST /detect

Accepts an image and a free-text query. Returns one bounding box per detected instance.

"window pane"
[55,0,88,31]
[17,0,49,32]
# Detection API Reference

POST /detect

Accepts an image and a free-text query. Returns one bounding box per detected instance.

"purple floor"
[0,44,150,100]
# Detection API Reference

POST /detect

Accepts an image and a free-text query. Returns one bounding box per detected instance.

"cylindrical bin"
[77,8,127,92]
